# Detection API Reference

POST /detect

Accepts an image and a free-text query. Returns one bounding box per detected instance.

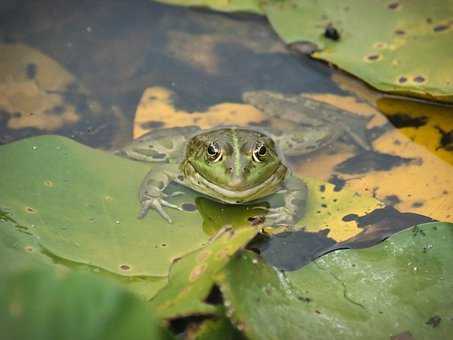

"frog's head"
[181,127,287,203]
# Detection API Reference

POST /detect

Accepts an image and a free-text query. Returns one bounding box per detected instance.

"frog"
[242,90,372,151]
[118,90,371,226]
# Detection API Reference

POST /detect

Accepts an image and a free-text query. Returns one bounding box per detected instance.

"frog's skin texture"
[118,91,370,226]
[243,90,372,151]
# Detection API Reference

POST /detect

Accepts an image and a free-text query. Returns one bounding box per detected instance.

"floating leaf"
[216,222,453,339]
[150,226,258,319]
[0,135,210,277]
[154,0,263,14]
[0,269,172,340]
[264,0,453,102]
[153,0,453,102]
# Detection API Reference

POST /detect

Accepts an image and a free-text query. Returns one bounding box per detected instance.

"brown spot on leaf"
[189,263,207,282]
[394,29,406,35]
[433,24,449,32]
[196,249,212,263]
[364,53,382,62]
[119,264,130,271]
[398,76,408,84]
[43,180,54,187]
[426,315,442,328]
[324,24,340,41]
[387,2,400,10]
[25,207,37,214]
[413,75,426,83]
[24,245,33,252]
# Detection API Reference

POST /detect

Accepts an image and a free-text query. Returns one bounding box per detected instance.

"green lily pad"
[0,135,210,277]
[0,269,172,340]
[150,226,258,319]
[154,0,263,14]
[0,211,168,300]
[264,0,453,102]
[216,222,453,339]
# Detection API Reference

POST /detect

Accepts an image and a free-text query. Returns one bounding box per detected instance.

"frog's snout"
[228,175,244,188]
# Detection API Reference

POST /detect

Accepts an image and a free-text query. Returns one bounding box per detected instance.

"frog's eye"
[252,143,267,162]
[207,142,222,162]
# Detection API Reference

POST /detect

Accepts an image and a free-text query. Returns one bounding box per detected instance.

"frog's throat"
[181,161,287,204]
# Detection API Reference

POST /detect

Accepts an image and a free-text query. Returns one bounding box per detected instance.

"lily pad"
[0,135,210,277]
[154,0,263,14]
[152,1,453,102]
[264,0,453,102]
[149,226,258,319]
[216,222,453,339]
[0,269,172,340]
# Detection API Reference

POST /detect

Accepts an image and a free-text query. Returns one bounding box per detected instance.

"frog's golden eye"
[207,142,222,162]
[252,143,267,162]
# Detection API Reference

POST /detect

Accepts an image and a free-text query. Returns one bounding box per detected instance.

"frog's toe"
[160,199,184,212]
[265,207,296,226]
[168,191,185,198]
[138,198,173,223]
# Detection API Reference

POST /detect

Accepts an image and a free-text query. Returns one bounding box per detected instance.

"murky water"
[1,0,452,268]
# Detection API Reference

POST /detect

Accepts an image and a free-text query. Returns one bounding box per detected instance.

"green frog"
[118,90,370,226]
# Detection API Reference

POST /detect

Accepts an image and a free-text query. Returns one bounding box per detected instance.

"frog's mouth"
[182,161,287,204]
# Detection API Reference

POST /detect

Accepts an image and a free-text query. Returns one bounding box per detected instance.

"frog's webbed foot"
[138,194,184,223]
[262,206,298,228]
[138,163,186,223]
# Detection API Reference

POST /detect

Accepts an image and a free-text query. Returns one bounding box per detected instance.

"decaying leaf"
[133,87,263,138]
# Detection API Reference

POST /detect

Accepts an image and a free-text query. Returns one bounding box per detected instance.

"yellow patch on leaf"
[294,93,453,223]
[133,86,264,138]
[299,177,384,242]
[377,97,453,165]
[0,43,81,131]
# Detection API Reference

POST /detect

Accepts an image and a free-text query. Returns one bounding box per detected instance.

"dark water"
[0,0,339,147]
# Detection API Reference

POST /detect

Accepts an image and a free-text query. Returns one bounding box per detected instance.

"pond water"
[1,0,452,270]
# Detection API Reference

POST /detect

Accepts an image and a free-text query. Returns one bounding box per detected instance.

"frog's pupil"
[207,143,218,156]
[258,145,266,156]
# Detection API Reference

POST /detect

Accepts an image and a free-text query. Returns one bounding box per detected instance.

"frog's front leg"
[265,173,307,227]
[138,163,184,223]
